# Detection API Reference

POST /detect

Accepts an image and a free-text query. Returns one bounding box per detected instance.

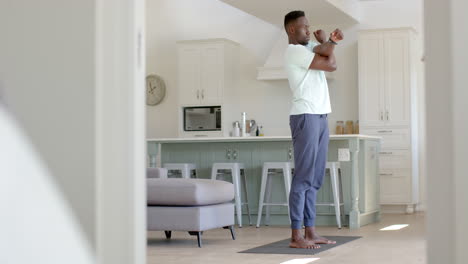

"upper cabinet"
[177,39,239,106]
[358,29,415,127]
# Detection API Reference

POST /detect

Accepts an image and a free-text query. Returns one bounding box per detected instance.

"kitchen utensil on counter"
[249,120,257,136]
[232,121,240,137]
[241,112,247,137]
[258,125,264,136]
[246,120,251,134]
[335,121,344,134]
[345,120,354,134]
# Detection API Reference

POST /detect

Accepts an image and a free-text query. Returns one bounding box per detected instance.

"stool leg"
[232,168,243,228]
[241,169,252,225]
[339,168,345,226]
[182,167,190,179]
[178,170,184,178]
[211,166,218,180]
[283,165,292,224]
[265,172,273,225]
[337,166,346,225]
[166,169,173,178]
[330,163,342,229]
[256,165,268,227]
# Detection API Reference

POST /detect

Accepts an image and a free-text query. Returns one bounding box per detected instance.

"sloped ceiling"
[219,0,360,28]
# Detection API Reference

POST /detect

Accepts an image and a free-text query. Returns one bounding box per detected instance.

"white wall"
[359,0,423,32]
[425,0,468,263]
[452,0,468,261]
[0,105,94,263]
[0,0,96,248]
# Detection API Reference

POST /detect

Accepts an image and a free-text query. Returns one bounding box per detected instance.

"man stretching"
[284,10,343,249]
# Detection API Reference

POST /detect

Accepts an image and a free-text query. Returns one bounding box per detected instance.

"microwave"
[183,106,221,131]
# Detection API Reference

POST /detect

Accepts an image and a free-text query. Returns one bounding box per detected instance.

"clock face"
[146,74,166,106]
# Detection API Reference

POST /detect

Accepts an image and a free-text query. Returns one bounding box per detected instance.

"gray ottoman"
[147,178,235,247]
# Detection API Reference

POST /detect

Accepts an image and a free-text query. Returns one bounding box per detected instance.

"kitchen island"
[147,135,381,229]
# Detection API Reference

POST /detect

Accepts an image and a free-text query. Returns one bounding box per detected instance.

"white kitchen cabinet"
[359,29,414,127]
[358,28,419,211]
[177,39,239,106]
[358,31,385,127]
[383,30,412,127]
[359,128,410,149]
[178,46,201,105]
[177,39,239,137]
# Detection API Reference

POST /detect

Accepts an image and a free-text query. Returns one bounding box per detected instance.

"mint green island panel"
[147,135,381,229]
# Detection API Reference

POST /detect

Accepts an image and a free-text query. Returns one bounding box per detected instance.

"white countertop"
[147,134,381,143]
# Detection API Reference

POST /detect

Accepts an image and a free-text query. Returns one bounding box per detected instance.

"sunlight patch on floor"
[280,258,320,264]
[380,224,409,231]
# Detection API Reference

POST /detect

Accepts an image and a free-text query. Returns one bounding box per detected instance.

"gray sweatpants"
[289,114,329,229]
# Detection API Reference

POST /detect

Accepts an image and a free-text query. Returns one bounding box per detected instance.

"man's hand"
[330,28,344,43]
[313,30,327,44]
[312,29,343,57]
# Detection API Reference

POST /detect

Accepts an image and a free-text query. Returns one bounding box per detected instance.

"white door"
[179,46,201,105]
[200,44,222,105]
[383,31,411,126]
[359,32,386,127]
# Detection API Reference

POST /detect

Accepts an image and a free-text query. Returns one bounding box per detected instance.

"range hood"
[256,32,335,81]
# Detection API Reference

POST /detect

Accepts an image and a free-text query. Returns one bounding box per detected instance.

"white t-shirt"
[284,41,331,115]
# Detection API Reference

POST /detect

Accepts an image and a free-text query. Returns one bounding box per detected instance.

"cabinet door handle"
[377,130,393,133]
[288,147,293,160]
[232,149,238,160]
[226,149,231,159]
[386,110,389,121]
[201,89,204,99]
[380,111,383,121]
[379,151,393,155]
[197,90,200,99]
[379,173,394,176]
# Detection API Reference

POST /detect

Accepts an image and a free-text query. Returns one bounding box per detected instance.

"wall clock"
[146,74,166,106]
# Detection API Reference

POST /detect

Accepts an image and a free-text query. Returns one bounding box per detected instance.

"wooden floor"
[147,213,426,264]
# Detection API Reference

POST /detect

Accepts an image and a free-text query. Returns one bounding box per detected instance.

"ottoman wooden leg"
[164,231,171,239]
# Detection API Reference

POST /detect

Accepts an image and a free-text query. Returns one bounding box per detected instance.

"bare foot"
[308,234,336,244]
[290,228,320,249]
[304,226,336,244]
[289,238,321,249]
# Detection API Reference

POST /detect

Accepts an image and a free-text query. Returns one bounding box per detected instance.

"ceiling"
[219,0,359,28]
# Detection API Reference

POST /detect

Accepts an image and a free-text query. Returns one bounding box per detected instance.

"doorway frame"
[95,0,146,263]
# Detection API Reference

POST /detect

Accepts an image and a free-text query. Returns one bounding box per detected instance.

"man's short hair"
[284,10,305,29]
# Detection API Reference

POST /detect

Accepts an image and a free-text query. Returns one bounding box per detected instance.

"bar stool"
[316,162,344,229]
[256,161,344,229]
[211,162,251,227]
[256,162,293,227]
[163,163,197,179]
